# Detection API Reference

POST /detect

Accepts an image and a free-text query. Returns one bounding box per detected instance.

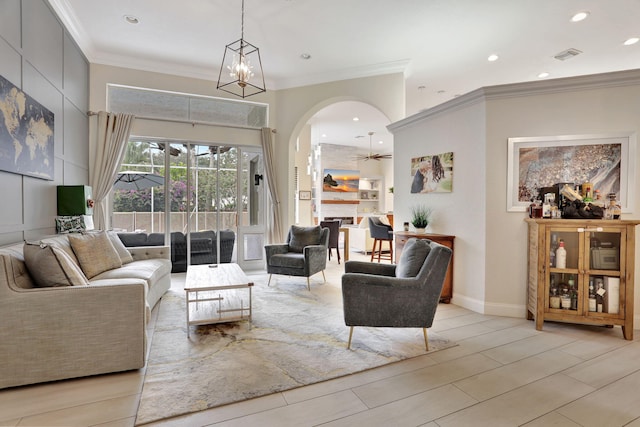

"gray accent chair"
[341,238,452,350]
[265,225,330,290]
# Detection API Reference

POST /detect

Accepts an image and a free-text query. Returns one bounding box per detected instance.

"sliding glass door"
[114,138,265,271]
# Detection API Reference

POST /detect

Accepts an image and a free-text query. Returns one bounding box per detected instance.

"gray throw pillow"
[396,238,431,278]
[289,225,322,253]
[23,241,89,287]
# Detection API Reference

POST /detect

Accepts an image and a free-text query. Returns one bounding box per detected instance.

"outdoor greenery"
[411,205,432,229]
[113,141,246,213]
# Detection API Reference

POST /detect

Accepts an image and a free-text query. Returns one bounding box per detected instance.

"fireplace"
[323,216,354,225]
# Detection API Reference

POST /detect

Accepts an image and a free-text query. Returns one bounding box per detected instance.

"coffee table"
[184,263,254,337]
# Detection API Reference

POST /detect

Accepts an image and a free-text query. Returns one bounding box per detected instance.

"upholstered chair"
[320,219,342,263]
[265,225,330,290]
[341,238,452,350]
[368,216,394,263]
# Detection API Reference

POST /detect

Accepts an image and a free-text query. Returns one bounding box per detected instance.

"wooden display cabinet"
[395,232,454,303]
[526,218,639,340]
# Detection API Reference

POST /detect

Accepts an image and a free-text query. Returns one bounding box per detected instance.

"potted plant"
[411,205,432,233]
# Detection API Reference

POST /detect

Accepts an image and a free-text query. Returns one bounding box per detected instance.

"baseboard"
[451,294,526,318]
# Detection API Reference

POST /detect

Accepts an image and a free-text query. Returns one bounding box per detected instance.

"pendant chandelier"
[217,0,266,98]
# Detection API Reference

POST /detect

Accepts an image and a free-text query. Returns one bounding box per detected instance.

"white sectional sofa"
[0,231,171,389]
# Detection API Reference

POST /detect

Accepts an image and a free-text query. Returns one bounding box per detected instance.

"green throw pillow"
[396,238,431,278]
[23,241,89,287]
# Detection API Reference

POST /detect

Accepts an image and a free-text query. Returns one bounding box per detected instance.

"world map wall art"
[0,74,54,180]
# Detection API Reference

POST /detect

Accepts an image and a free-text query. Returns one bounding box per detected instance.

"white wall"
[485,73,640,320]
[390,98,488,312]
[273,73,405,237]
[90,65,404,238]
[390,70,640,323]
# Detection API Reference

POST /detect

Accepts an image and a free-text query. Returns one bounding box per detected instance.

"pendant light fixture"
[356,132,392,161]
[217,0,266,98]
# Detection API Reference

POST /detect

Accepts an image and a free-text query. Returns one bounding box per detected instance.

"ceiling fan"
[356,132,392,161]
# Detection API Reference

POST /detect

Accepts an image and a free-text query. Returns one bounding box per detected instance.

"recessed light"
[352,117,359,121]
[538,72,550,78]
[570,11,589,22]
[321,134,327,138]
[124,15,140,24]
[624,37,639,46]
[487,54,499,62]
[378,140,384,145]
[300,53,311,60]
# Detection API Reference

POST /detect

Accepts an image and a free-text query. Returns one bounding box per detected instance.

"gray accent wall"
[0,0,89,244]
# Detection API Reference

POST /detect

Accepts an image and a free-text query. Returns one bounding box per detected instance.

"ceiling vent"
[554,48,582,61]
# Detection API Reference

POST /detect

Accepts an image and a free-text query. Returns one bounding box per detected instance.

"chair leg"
[370,240,376,262]
[321,270,326,282]
[423,328,429,351]
[337,247,341,264]
[347,326,354,349]
[307,276,311,291]
[377,240,382,263]
[389,240,394,264]
[268,274,273,286]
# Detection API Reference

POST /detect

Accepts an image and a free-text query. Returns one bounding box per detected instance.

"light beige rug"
[135,272,456,425]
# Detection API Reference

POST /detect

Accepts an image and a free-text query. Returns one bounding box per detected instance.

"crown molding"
[47,0,95,59]
[388,69,640,133]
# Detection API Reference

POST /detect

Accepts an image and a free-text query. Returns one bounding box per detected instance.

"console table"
[394,231,455,303]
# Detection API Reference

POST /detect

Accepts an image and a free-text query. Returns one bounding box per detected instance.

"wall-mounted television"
[322,169,359,192]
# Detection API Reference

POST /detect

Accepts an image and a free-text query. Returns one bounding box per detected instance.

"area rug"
[135,273,456,425]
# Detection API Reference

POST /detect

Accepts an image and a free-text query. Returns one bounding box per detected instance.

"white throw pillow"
[107,230,134,264]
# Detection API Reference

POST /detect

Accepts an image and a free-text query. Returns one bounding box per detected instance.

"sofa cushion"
[92,259,171,289]
[69,232,122,279]
[269,253,305,269]
[23,241,89,287]
[107,231,134,264]
[396,238,431,278]
[289,225,322,253]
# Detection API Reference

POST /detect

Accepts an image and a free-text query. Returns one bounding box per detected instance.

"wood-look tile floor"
[1,251,639,427]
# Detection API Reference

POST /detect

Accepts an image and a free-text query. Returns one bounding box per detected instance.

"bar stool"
[368,217,393,263]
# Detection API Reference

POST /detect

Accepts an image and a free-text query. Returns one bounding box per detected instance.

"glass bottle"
[588,278,597,312]
[549,276,561,309]
[549,234,558,267]
[542,194,552,218]
[555,239,567,269]
[596,279,605,312]
[569,278,577,310]
[560,282,571,310]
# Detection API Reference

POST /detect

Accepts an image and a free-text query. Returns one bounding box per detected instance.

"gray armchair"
[341,238,452,350]
[265,225,330,291]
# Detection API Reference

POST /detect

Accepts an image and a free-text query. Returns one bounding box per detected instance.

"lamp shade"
[57,185,93,216]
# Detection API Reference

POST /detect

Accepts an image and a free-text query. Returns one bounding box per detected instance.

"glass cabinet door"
[546,227,583,314]
[585,228,624,318]
[545,225,625,319]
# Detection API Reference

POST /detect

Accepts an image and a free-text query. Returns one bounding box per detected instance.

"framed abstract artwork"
[507,133,636,212]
